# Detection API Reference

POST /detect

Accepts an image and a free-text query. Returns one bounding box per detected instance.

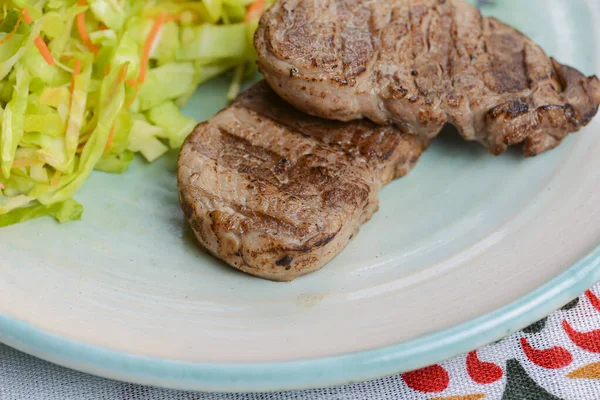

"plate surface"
[1,0,600,392]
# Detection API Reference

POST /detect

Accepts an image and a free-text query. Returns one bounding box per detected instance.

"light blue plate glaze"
[1,0,599,392]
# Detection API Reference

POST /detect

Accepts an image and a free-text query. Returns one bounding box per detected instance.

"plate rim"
[2,242,600,392]
[2,0,600,393]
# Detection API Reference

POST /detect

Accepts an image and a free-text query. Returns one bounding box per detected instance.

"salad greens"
[0,0,271,226]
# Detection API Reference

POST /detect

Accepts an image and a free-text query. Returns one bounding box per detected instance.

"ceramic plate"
[1,0,600,393]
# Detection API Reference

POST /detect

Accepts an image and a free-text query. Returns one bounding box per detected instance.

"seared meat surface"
[178,83,428,281]
[256,0,600,156]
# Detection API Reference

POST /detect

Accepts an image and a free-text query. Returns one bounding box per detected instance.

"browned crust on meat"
[256,0,600,157]
[177,83,427,281]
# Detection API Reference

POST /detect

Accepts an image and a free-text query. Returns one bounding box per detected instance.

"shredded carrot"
[99,22,108,30]
[104,64,111,76]
[99,64,129,112]
[22,8,33,24]
[77,0,99,55]
[70,59,82,94]
[104,64,128,109]
[104,66,129,150]
[105,124,116,152]
[122,12,168,107]
[125,86,140,109]
[107,64,128,96]
[23,8,55,65]
[245,0,266,23]
[34,36,55,65]
[138,12,168,84]
[50,170,62,187]
[0,12,24,45]
[118,63,129,84]
[124,79,141,109]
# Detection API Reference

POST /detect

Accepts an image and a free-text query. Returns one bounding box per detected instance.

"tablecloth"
[2,284,600,400]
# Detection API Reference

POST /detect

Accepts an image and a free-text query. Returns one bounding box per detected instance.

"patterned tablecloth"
[1,284,599,400]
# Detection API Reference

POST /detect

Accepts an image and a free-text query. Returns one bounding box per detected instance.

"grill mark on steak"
[185,163,340,254]
[337,0,370,84]
[256,0,600,156]
[408,7,419,101]
[485,19,529,93]
[178,82,428,281]
[236,83,423,179]
[522,47,532,91]
[216,135,371,223]
[276,255,294,267]
[448,2,457,82]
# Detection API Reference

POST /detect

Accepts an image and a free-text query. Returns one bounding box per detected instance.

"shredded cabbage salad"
[0,0,271,227]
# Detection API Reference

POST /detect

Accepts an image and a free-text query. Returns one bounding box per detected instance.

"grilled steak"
[256,0,600,156]
[178,83,428,281]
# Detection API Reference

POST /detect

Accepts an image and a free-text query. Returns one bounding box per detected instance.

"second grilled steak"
[178,83,428,281]
[255,0,600,156]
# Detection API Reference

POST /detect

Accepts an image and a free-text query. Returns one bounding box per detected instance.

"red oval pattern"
[520,337,572,369]
[402,365,449,393]
[466,351,503,384]
[585,290,600,313]
[563,320,600,353]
